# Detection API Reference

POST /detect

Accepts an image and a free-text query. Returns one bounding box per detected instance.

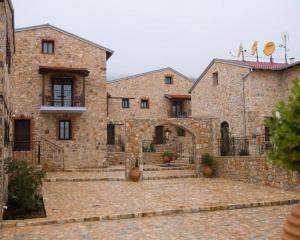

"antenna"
[250,41,258,62]
[263,41,276,63]
[279,32,289,63]
[237,43,245,61]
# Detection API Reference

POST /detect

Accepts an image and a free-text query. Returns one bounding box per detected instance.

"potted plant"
[129,159,141,182]
[201,153,215,177]
[265,79,300,239]
[161,151,173,164]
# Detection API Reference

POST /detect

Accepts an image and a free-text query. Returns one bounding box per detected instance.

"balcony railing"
[168,111,191,118]
[44,95,84,107]
[219,137,249,156]
[40,95,86,113]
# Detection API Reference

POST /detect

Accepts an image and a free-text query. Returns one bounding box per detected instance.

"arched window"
[220,121,230,156]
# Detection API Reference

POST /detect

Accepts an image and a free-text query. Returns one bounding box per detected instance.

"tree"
[265,78,300,173]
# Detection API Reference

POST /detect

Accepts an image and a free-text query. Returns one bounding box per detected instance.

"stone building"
[0,0,14,220]
[107,68,195,163]
[190,59,300,156]
[11,24,113,170]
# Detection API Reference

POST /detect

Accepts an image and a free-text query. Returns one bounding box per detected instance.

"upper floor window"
[42,40,54,54]
[59,120,71,140]
[122,98,130,108]
[141,99,149,109]
[212,72,218,86]
[165,76,173,84]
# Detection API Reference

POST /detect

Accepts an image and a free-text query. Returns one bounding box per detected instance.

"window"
[164,76,173,84]
[59,120,71,140]
[122,98,130,108]
[42,40,54,54]
[212,72,218,86]
[107,124,115,145]
[141,99,149,109]
[53,78,73,106]
[177,127,186,137]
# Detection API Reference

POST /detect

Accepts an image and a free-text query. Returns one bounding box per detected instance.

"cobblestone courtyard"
[1,168,299,239]
[0,205,293,240]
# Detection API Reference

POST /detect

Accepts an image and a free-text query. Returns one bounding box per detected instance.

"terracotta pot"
[282,203,300,239]
[129,167,141,182]
[202,165,213,177]
[163,156,172,164]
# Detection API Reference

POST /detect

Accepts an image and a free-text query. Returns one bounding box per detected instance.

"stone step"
[2,199,298,229]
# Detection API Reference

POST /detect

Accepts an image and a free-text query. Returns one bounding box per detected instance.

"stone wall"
[107,68,193,121]
[191,61,300,143]
[0,0,14,220]
[11,26,111,169]
[143,152,164,165]
[215,156,300,192]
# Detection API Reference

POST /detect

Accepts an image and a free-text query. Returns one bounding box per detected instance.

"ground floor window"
[177,127,186,136]
[59,120,71,140]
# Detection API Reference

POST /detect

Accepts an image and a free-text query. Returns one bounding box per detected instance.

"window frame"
[140,99,149,109]
[122,98,130,109]
[212,71,219,86]
[59,120,72,140]
[164,76,173,84]
[42,40,55,54]
[177,127,186,137]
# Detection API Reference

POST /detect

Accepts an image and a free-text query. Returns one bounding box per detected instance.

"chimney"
[289,58,295,64]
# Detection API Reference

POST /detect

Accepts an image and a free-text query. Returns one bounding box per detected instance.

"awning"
[164,94,191,100]
[39,66,90,77]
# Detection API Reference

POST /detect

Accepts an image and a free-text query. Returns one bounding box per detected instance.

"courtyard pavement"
[1,167,299,239]
[0,205,293,239]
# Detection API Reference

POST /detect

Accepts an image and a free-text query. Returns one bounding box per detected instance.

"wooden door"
[155,126,164,144]
[14,119,31,151]
[107,124,115,145]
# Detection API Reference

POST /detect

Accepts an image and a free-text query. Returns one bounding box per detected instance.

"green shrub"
[201,153,215,167]
[161,151,173,157]
[265,78,300,173]
[5,160,45,213]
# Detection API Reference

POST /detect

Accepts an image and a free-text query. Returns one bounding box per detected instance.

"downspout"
[242,68,253,137]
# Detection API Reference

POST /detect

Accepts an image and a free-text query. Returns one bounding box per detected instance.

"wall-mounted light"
[165,128,171,140]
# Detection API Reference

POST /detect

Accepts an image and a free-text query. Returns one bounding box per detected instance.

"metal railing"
[43,95,84,107]
[107,138,125,152]
[10,137,64,169]
[219,137,249,156]
[168,110,191,118]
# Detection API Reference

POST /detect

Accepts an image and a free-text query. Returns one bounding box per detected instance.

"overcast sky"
[12,0,300,80]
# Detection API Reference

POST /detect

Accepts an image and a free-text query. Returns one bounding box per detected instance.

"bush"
[201,153,215,167]
[5,160,45,213]
[265,78,300,173]
[161,151,173,157]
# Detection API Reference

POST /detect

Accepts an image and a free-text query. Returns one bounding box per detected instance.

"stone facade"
[11,25,113,169]
[215,156,300,192]
[107,68,193,120]
[190,60,300,155]
[0,0,14,220]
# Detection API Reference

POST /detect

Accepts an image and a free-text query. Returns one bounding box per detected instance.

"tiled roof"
[214,59,289,70]
[165,94,191,100]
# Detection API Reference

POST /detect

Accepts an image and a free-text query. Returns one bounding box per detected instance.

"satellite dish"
[251,41,258,55]
[237,43,243,58]
[263,41,276,56]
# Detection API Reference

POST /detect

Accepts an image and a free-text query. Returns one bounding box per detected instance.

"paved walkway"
[0,205,292,239]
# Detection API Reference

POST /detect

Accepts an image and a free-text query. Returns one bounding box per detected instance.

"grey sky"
[12,0,300,80]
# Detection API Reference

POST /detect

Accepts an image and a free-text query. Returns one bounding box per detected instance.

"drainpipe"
[241,68,253,137]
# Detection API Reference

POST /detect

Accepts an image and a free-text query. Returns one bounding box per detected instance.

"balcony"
[39,66,88,114]
[40,96,86,114]
[168,111,191,118]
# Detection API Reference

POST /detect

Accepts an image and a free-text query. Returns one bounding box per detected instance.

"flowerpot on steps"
[282,203,300,239]
[129,167,141,182]
[163,156,172,164]
[202,165,213,177]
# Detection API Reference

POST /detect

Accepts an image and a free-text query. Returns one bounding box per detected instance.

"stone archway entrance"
[124,118,218,179]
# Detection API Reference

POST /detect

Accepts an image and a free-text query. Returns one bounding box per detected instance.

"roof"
[165,94,191,100]
[108,67,193,83]
[189,58,300,93]
[39,66,90,77]
[16,24,114,60]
